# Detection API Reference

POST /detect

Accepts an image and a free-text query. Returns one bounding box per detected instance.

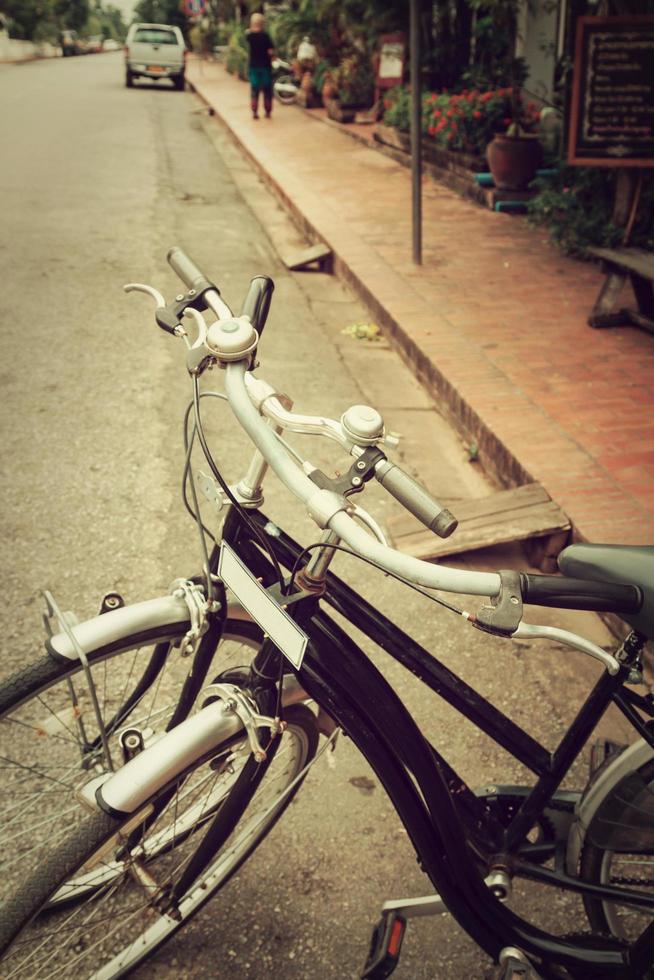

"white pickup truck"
[124,23,186,90]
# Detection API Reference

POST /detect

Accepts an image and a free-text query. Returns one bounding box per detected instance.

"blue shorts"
[249,67,272,91]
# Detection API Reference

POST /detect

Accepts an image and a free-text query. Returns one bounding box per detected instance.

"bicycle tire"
[0,703,318,978]
[0,617,263,909]
[579,757,654,942]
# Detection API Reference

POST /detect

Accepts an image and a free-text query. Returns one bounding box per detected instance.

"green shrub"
[528,167,654,256]
[336,55,375,107]
[226,29,248,81]
[382,86,410,131]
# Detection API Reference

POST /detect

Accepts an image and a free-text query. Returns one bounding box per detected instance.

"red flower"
[473,110,482,120]
[428,125,436,136]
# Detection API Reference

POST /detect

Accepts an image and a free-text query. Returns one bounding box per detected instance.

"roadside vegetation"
[3,0,126,44]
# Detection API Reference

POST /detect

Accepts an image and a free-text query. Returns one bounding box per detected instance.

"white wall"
[0,35,60,62]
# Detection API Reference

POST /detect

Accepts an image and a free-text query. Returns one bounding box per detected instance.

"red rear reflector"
[387,918,404,957]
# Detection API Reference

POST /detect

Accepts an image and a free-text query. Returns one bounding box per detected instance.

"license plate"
[148,65,164,73]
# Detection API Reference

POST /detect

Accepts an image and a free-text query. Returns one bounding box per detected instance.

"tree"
[133,0,187,31]
[3,0,55,40]
[54,0,89,30]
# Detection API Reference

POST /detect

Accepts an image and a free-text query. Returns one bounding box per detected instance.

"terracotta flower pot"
[486,133,543,191]
[322,79,337,101]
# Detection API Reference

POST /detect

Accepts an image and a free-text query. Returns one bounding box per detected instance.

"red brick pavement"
[188,60,654,545]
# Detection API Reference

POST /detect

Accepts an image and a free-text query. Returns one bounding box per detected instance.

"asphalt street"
[0,52,634,979]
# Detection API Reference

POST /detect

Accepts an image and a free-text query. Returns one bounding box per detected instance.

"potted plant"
[324,55,374,124]
[474,0,543,191]
[485,60,543,191]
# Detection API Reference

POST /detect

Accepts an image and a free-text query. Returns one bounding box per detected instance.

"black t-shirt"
[246,31,273,69]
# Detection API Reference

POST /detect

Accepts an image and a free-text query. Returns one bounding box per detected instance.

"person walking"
[245,12,274,119]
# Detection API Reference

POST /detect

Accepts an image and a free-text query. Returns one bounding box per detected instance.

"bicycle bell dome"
[341,404,384,444]
[206,316,258,361]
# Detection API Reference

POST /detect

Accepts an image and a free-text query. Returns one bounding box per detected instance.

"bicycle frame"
[221,506,654,976]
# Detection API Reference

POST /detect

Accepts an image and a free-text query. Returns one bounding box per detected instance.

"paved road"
[0,53,629,979]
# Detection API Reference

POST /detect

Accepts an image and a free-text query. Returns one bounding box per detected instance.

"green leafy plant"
[382,85,411,132]
[527,167,654,257]
[335,54,375,107]
[225,28,248,81]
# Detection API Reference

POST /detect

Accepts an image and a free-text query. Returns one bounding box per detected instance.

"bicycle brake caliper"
[170,579,212,658]
[201,682,284,762]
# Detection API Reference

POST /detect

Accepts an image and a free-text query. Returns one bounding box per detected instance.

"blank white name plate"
[218,542,308,670]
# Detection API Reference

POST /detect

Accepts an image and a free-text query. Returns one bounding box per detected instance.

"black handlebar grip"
[240,276,275,336]
[375,461,458,538]
[520,573,642,614]
[166,246,214,294]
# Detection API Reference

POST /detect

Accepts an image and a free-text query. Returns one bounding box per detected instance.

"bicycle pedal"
[361,910,406,979]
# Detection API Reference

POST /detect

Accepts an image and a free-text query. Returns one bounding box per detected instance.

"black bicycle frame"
[212,507,653,976]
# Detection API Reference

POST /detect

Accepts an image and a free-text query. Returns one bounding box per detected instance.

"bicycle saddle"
[558,543,654,639]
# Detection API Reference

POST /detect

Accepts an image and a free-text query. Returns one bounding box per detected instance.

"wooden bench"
[386,482,571,573]
[587,246,654,335]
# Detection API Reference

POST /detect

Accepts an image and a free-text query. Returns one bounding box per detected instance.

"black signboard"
[568,16,654,167]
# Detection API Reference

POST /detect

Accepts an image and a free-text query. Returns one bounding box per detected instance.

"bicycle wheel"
[0,617,263,908]
[0,703,318,979]
[273,73,298,104]
[579,757,654,941]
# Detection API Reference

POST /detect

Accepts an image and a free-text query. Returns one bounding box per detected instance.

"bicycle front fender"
[47,593,254,662]
[47,594,192,661]
[90,668,309,816]
[96,699,246,816]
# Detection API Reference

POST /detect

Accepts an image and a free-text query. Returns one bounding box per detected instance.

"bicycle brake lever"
[183,306,208,347]
[124,282,167,308]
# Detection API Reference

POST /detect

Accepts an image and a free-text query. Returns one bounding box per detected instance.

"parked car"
[60,30,81,56]
[124,23,186,90]
[103,38,121,52]
[87,35,104,54]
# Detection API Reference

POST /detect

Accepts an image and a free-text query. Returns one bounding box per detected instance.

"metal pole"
[410,0,422,265]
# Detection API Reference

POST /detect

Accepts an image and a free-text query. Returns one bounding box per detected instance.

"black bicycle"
[0,249,653,980]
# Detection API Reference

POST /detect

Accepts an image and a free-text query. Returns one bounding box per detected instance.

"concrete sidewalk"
[188,59,654,546]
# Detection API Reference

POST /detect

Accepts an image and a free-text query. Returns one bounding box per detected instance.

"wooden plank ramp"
[282,243,332,272]
[386,482,571,572]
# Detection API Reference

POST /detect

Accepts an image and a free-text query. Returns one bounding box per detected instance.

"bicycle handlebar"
[161,251,642,623]
[224,362,643,619]
[224,361,501,598]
